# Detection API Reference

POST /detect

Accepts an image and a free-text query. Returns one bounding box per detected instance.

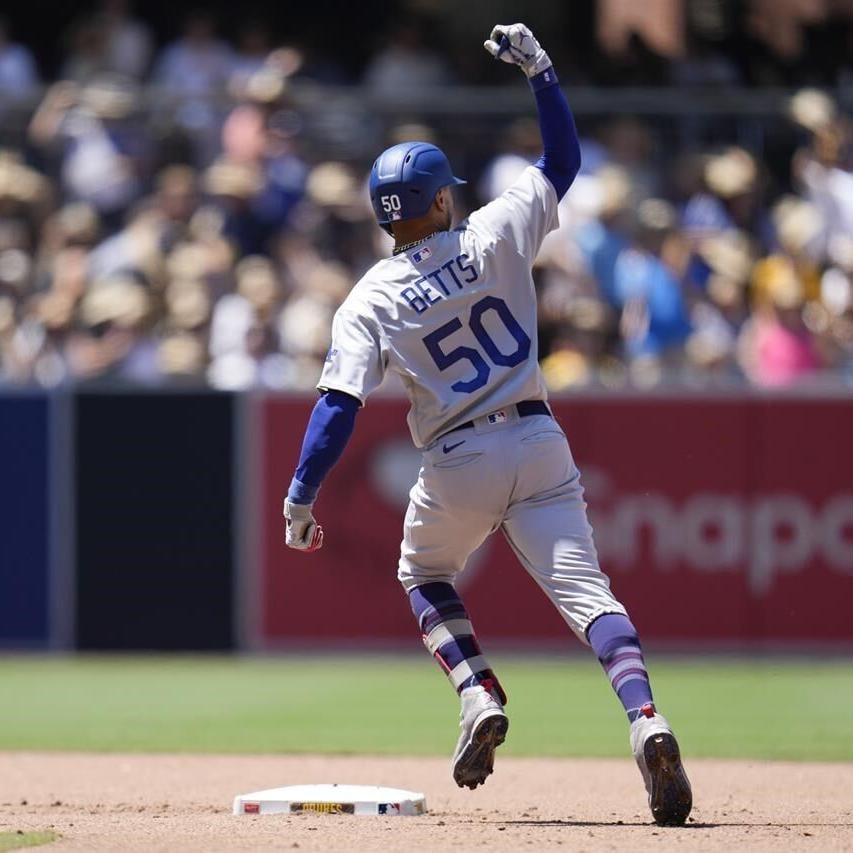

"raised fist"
[484,23,552,79]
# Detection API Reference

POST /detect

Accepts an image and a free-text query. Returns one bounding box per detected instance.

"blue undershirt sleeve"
[529,68,581,200]
[287,390,361,505]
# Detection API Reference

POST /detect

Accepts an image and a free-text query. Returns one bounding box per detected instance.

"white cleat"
[451,684,509,790]
[630,703,693,826]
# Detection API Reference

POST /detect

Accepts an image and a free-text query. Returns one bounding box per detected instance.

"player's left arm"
[470,24,580,260]
[484,23,582,200]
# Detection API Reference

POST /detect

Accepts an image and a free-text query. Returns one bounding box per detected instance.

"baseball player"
[283,23,692,825]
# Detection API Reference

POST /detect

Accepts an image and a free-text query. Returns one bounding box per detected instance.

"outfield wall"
[257,393,853,649]
[0,394,52,648]
[73,392,236,651]
[0,390,236,651]
[1,389,851,650]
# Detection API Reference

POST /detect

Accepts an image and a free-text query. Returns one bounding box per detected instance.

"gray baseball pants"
[398,411,627,643]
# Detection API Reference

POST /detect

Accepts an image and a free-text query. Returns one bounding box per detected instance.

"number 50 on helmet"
[368,141,466,233]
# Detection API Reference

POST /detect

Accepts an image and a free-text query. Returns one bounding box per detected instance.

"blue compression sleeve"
[287,390,360,504]
[530,68,581,200]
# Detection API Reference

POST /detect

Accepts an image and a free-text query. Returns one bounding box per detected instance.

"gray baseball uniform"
[317,165,626,642]
[283,22,691,823]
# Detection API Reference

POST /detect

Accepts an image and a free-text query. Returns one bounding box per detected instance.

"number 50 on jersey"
[424,296,530,394]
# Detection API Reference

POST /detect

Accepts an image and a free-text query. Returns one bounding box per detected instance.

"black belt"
[444,400,551,437]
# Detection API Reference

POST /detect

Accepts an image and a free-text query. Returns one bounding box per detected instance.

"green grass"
[0,831,58,851]
[0,656,851,761]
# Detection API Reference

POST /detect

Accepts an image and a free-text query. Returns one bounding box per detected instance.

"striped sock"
[408,582,506,704]
[587,614,654,722]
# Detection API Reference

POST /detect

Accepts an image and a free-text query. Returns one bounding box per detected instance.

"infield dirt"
[2,753,851,852]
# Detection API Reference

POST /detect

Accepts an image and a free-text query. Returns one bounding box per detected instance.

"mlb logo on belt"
[487,410,507,425]
[412,246,432,264]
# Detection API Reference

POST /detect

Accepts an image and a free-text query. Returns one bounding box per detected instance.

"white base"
[233,783,427,816]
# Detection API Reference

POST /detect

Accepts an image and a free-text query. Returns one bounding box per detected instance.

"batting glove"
[484,23,552,79]
[284,499,324,553]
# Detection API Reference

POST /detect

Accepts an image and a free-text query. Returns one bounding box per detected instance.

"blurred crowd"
[532,91,853,389]
[0,3,852,390]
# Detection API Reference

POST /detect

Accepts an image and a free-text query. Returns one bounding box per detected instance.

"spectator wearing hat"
[614,199,692,373]
[28,76,146,232]
[682,147,774,251]
[685,231,755,381]
[576,165,633,308]
[65,274,156,383]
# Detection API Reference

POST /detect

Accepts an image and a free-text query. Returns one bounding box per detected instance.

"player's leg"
[407,581,506,703]
[500,416,692,825]
[407,581,508,790]
[398,437,510,789]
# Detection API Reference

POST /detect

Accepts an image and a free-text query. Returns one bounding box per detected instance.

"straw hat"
[567,297,611,332]
[389,122,438,147]
[595,165,632,218]
[204,159,263,198]
[230,67,288,104]
[165,243,210,282]
[57,202,101,245]
[36,290,77,331]
[158,333,206,376]
[772,196,824,255]
[302,261,351,302]
[788,88,836,133]
[699,230,754,283]
[80,75,139,119]
[165,278,211,329]
[80,277,150,328]
[637,198,677,232]
[236,256,280,310]
[0,152,48,204]
[306,162,362,208]
[704,148,757,198]
[265,47,304,80]
[828,235,853,273]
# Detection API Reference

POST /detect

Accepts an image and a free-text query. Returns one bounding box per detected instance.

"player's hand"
[483,23,552,79]
[284,499,324,553]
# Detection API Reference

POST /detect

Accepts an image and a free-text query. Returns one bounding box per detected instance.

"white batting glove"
[284,499,324,553]
[484,23,552,79]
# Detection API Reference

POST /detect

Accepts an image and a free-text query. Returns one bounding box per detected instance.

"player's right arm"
[283,303,386,552]
[472,23,581,258]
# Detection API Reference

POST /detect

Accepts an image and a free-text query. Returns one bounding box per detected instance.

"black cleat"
[631,704,693,826]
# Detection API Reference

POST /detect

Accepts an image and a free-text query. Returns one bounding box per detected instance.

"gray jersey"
[318,166,558,448]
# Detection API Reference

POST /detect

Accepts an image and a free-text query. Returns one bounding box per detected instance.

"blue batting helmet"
[369,141,466,232]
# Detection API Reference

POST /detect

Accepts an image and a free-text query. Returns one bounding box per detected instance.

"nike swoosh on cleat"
[442,440,466,454]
